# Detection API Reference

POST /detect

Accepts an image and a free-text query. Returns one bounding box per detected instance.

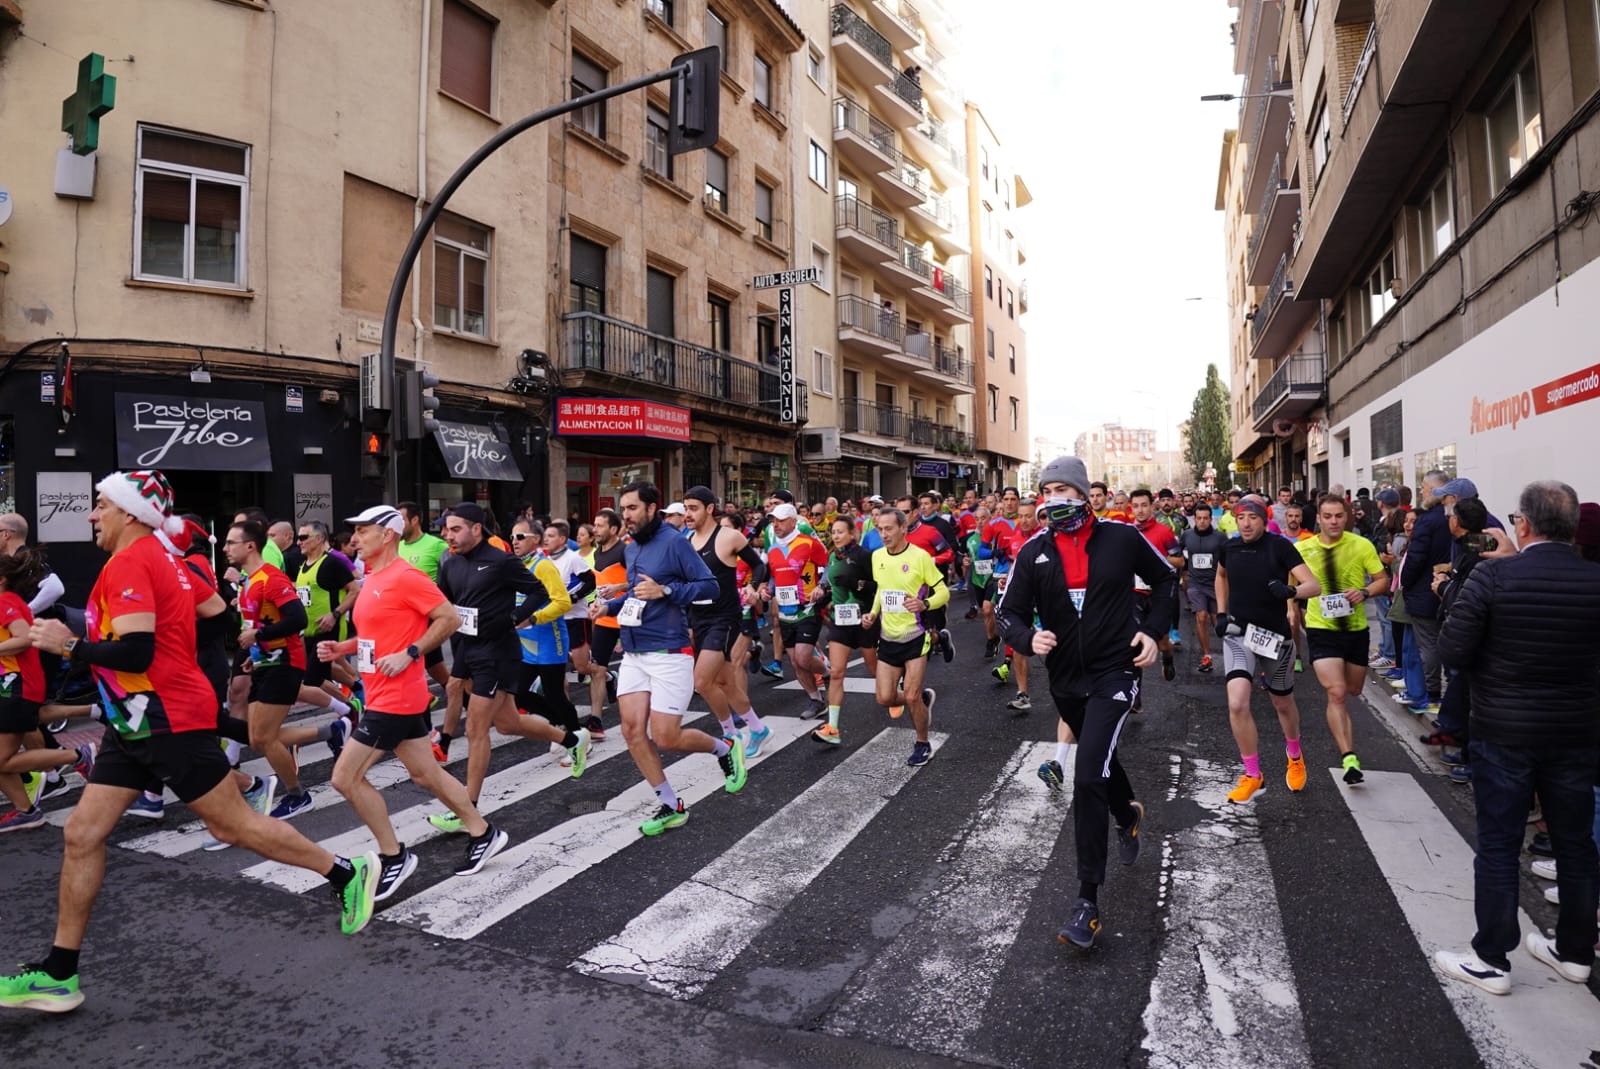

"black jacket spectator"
[1400,502,1452,619]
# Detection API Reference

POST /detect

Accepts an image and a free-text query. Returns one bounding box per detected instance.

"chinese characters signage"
[555,398,692,442]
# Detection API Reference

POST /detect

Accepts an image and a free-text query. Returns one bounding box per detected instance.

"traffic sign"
[753,267,821,290]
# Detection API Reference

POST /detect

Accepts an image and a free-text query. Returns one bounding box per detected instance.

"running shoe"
[19,772,41,810]
[584,714,607,740]
[1530,831,1555,857]
[1285,756,1307,792]
[965,607,979,621]
[1197,655,1213,674]
[428,811,465,833]
[1389,678,1407,690]
[1161,654,1176,682]
[1037,760,1063,793]
[1058,897,1101,949]
[0,807,45,833]
[244,775,278,817]
[984,636,1000,661]
[455,824,510,876]
[1418,730,1460,747]
[1531,858,1558,881]
[1341,753,1364,785]
[907,740,933,767]
[125,794,164,820]
[812,724,842,746]
[605,672,618,705]
[1368,656,1395,669]
[759,660,784,680]
[991,663,1010,684]
[45,717,69,733]
[640,801,688,836]
[939,629,955,663]
[430,730,450,764]
[567,727,592,779]
[1169,629,1182,648]
[553,741,572,768]
[1226,774,1264,804]
[326,716,349,762]
[71,744,97,783]
[1432,949,1510,995]
[801,696,826,720]
[1440,748,1467,766]
[1007,693,1031,712]
[717,735,747,793]
[1525,931,1591,982]
[347,696,364,729]
[888,704,905,719]
[1294,659,1303,673]
[1116,800,1144,865]
[1382,669,1404,680]
[0,966,83,1013]
[374,849,419,902]
[334,852,379,935]
[270,790,315,820]
[1448,765,1473,785]
[745,723,773,758]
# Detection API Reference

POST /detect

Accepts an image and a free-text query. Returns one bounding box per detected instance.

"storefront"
[553,397,688,523]
[420,416,532,531]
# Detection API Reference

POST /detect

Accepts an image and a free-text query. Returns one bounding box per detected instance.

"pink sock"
[1285,737,1303,760]
[1242,754,1262,779]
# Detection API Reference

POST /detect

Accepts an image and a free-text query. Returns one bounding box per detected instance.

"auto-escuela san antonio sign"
[114,393,271,471]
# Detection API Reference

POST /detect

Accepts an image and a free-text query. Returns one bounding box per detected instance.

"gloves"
[1215,613,1243,638]
[1266,580,1297,600]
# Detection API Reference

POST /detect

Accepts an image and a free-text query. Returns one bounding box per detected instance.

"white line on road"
[1333,769,1600,1069]
[777,676,878,694]
[823,740,1064,1057]
[381,717,815,939]
[1141,755,1310,1069]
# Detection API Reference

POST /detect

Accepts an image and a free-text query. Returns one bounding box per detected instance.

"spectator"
[1386,509,1433,720]
[1433,481,1600,995]
[0,513,65,614]
[1365,489,1401,668]
[1400,470,1452,703]
[1270,485,1293,529]
[1429,497,1492,783]
[270,520,303,577]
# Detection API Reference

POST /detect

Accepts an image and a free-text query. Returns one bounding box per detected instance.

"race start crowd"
[1,458,1597,1013]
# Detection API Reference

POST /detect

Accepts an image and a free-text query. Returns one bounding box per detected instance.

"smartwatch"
[406,644,420,661]
[661,584,674,599]
[62,637,79,659]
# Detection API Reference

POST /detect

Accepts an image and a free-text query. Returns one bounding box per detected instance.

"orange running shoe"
[1227,773,1265,804]
[1285,756,1307,792]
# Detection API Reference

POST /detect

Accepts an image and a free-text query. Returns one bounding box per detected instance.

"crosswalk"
[22,704,1600,1069]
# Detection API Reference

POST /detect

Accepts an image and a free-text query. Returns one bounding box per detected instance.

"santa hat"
[96,470,186,537]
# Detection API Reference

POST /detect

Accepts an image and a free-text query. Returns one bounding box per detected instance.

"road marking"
[1141,755,1310,1069]
[777,676,878,694]
[823,740,1064,1057]
[381,717,814,939]
[1333,769,1600,1069]
[571,727,948,998]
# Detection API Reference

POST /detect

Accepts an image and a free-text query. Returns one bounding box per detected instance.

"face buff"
[1038,497,1092,535]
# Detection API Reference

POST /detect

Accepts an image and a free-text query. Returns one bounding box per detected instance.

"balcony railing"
[1249,55,1277,150]
[932,341,974,385]
[907,416,974,453]
[837,293,903,344]
[928,266,971,315]
[886,70,923,111]
[836,194,901,249]
[561,311,805,421]
[832,3,893,69]
[1247,153,1284,267]
[916,116,966,172]
[834,97,896,156]
[900,240,933,282]
[878,0,919,28]
[1342,24,1376,124]
[1251,353,1326,425]
[1251,254,1293,345]
[840,396,904,439]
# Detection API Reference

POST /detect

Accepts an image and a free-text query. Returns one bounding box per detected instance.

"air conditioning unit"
[801,427,842,462]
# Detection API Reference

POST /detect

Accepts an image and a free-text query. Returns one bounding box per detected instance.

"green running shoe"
[717,735,747,794]
[567,727,591,779]
[0,966,84,1013]
[427,811,464,833]
[335,852,379,935]
[640,801,688,836]
[1341,753,1364,786]
[20,771,41,810]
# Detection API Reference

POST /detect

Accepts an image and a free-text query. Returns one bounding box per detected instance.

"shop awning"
[432,420,523,482]
[115,392,272,471]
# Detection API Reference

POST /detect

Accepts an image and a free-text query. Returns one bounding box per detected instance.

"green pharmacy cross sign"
[61,53,117,155]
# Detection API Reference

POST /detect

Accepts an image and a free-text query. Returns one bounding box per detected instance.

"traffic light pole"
[377,63,696,503]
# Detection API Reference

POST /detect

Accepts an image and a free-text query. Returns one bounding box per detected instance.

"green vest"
[296,554,338,636]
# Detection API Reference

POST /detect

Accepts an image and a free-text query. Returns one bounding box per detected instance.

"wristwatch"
[406,644,420,661]
[661,584,674,599]
[62,637,79,659]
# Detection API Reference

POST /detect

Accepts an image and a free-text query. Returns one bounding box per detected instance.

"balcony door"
[644,267,677,383]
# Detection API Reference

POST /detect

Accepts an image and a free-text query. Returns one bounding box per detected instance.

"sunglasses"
[296,533,316,541]
[512,532,536,540]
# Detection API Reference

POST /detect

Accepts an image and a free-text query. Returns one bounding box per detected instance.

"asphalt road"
[3,605,1596,1069]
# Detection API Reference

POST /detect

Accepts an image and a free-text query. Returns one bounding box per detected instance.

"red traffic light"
[365,432,382,454]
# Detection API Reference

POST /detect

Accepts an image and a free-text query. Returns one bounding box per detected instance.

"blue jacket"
[1400,505,1451,619]
[604,518,718,653]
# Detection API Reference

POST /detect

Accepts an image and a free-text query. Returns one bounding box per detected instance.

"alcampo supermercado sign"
[555,398,691,442]
[1470,360,1600,434]
[114,393,271,471]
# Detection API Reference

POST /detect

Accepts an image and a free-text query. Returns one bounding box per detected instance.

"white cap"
[346,505,405,534]
[663,501,687,515]
[771,503,798,521]
[867,494,884,504]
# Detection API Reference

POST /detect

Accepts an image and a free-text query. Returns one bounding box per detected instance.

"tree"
[1184,363,1232,487]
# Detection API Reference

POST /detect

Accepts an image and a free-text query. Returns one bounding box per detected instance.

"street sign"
[778,288,796,423]
[753,267,820,290]
[913,460,949,479]
[285,386,303,413]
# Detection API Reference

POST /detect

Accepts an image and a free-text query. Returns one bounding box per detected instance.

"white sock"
[1055,742,1072,768]
[328,697,350,717]
[223,740,243,765]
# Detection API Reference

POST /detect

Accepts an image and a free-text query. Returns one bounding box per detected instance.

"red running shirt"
[982,515,1026,564]
[240,563,308,670]
[351,558,448,714]
[0,591,45,702]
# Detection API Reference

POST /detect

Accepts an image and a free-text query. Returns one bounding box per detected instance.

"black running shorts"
[1307,627,1369,667]
[779,615,823,649]
[877,634,930,668]
[0,697,41,735]
[350,710,431,752]
[248,664,305,707]
[90,728,232,804]
[451,636,522,698]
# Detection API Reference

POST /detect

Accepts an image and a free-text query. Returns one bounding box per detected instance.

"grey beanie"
[1039,455,1090,498]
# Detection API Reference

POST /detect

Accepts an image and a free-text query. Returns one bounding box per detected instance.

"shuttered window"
[571,52,607,138]
[705,149,729,213]
[570,235,606,314]
[441,0,494,113]
[647,268,676,338]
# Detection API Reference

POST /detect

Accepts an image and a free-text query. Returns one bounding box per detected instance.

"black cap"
[770,489,795,504]
[683,485,717,505]
[1157,488,1175,499]
[446,502,487,527]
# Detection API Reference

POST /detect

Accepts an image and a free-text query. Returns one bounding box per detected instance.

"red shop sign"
[555,397,692,442]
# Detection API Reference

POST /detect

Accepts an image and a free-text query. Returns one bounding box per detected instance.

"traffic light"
[361,429,391,482]
[399,368,441,439]
[669,47,720,155]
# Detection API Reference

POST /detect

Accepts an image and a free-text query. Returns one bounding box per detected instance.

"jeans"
[1371,595,1394,661]
[1434,669,1469,743]
[1410,614,1443,698]
[1398,623,1428,706]
[1469,740,1600,969]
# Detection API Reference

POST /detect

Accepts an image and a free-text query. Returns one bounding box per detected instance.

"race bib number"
[1319,593,1354,619]
[618,597,647,627]
[1069,588,1086,613]
[1191,553,1213,570]
[1244,624,1287,659]
[882,590,910,614]
[834,602,861,626]
[296,586,312,607]
[355,638,376,674]
[455,605,479,636]
[974,559,994,576]
[775,585,799,608]
[1133,575,1151,593]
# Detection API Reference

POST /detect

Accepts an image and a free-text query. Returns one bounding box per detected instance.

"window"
[1007,287,1014,318]
[645,0,673,27]
[705,149,730,213]
[1008,343,1016,373]
[705,8,728,70]
[569,234,606,314]
[755,179,775,242]
[1301,0,1317,44]
[1311,99,1331,179]
[808,140,828,187]
[980,146,989,180]
[135,127,249,287]
[984,265,993,298]
[807,46,824,86]
[986,326,995,359]
[1009,397,1019,432]
[571,51,607,139]
[1415,173,1454,270]
[1486,54,1543,195]
[813,349,834,395]
[1365,248,1397,326]
[646,103,672,179]
[754,55,773,110]
[647,267,675,337]
[1370,400,1404,459]
[757,316,777,365]
[987,385,999,423]
[811,243,831,291]
[434,215,490,336]
[440,0,494,113]
[708,292,733,352]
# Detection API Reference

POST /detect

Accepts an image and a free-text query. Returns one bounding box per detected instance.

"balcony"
[880,238,934,293]
[836,194,900,263]
[1242,59,1291,208]
[914,42,962,111]
[904,115,966,187]
[837,293,904,357]
[913,338,975,395]
[560,312,806,428]
[831,4,895,87]
[1251,353,1326,430]
[910,261,972,323]
[1248,254,1316,358]
[1017,281,1028,314]
[833,97,897,175]
[873,69,924,127]
[1246,154,1299,285]
[905,417,976,455]
[872,150,928,209]
[872,0,921,50]
[911,191,969,256]
[840,396,905,442]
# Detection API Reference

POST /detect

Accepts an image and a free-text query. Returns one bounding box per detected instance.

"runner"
[397,502,454,701]
[1178,504,1230,673]
[323,506,507,898]
[860,508,947,767]
[530,520,597,738]
[294,521,362,710]
[1,471,377,1014]
[1028,468,1084,794]
[1127,489,1186,686]
[908,493,959,662]
[585,509,628,719]
[757,503,832,718]
[962,505,992,622]
[1214,496,1320,802]
[591,482,744,836]
[813,516,879,746]
[509,520,588,762]
[979,488,1027,661]
[996,456,1174,949]
[1297,494,1389,787]
[1000,508,1042,712]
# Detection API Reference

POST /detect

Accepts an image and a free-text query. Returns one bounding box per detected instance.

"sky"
[957,0,1241,457]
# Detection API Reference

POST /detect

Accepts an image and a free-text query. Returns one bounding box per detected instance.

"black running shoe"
[373,848,419,902]
[1116,801,1144,865]
[939,629,954,663]
[1161,653,1176,682]
[1058,898,1101,948]
[1037,760,1063,792]
[964,607,979,620]
[984,636,1000,661]
[455,824,510,876]
[604,673,618,706]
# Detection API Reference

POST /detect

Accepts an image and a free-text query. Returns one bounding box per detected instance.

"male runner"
[813,516,878,746]
[908,493,958,661]
[1178,504,1229,672]
[860,508,947,767]
[592,482,743,836]
[509,521,587,756]
[758,503,831,717]
[585,509,628,715]
[1297,494,1389,786]
[997,457,1174,949]
[529,520,596,737]
[1128,489,1185,684]
[979,488,1027,660]
[1214,496,1320,802]
[2,471,377,1013]
[397,502,454,702]
[294,521,362,708]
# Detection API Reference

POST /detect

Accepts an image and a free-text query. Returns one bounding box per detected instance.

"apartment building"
[966,103,1031,491]
[1073,424,1181,492]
